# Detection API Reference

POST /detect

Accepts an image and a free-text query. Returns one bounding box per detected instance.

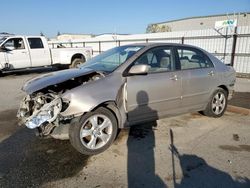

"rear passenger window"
[177,48,213,70]
[28,38,44,49]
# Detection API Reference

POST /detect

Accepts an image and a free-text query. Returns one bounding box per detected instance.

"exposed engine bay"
[17,72,105,138]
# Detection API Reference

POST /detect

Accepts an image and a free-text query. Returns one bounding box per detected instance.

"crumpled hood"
[22,68,95,94]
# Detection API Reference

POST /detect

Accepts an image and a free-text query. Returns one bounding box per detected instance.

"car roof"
[128,42,200,48]
[126,42,208,54]
[4,35,46,39]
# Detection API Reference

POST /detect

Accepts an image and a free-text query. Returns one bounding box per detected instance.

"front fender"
[0,53,5,70]
[60,73,125,117]
[0,63,3,71]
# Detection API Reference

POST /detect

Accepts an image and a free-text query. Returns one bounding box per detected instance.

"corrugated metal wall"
[49,26,250,73]
[156,13,250,31]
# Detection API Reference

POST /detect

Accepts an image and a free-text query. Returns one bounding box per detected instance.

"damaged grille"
[17,93,63,130]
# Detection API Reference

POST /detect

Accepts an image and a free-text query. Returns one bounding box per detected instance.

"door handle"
[208,71,214,76]
[170,75,178,81]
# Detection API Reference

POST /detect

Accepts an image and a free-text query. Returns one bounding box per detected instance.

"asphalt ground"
[0,70,249,188]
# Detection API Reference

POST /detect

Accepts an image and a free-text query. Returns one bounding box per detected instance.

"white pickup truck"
[0,36,92,73]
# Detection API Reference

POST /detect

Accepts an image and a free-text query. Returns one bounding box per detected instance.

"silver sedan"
[17,43,236,155]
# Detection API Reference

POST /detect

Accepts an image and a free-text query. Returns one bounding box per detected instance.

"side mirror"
[128,64,149,75]
[0,46,12,52]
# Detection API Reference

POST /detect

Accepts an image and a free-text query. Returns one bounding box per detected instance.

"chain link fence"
[49,26,250,74]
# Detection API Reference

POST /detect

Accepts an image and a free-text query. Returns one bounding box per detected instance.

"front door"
[2,37,31,69]
[126,46,182,124]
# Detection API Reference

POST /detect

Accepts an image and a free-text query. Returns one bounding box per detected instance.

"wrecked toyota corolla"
[17,43,236,155]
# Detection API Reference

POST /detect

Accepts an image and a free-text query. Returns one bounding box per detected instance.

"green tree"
[146,24,159,33]
[160,25,171,32]
[146,24,171,33]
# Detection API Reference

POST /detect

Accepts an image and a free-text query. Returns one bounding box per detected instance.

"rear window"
[28,38,44,49]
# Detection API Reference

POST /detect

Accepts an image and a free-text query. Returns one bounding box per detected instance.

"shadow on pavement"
[169,129,250,188]
[0,127,89,187]
[127,122,166,188]
[127,91,166,188]
[228,92,250,109]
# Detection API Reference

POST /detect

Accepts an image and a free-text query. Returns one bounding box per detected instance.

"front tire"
[202,88,228,118]
[69,107,118,155]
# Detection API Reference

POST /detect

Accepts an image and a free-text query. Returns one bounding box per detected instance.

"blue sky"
[1,0,250,37]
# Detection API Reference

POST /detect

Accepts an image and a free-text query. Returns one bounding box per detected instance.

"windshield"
[80,45,144,73]
[0,37,7,45]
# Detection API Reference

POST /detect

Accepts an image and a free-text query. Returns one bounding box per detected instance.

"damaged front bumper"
[17,93,63,130]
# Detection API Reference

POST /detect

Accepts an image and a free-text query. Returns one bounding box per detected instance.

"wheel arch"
[217,85,229,95]
[90,101,123,129]
[71,53,86,63]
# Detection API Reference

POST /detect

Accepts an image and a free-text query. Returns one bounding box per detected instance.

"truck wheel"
[70,58,84,68]
[202,88,228,118]
[69,107,118,155]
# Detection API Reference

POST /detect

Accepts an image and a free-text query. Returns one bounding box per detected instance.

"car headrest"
[160,57,170,68]
[191,55,203,62]
[179,56,189,60]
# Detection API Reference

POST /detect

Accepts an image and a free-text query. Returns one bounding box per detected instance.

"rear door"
[27,37,51,67]
[176,46,216,111]
[2,37,31,69]
[126,46,182,123]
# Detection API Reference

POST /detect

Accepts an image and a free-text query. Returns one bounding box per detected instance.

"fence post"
[98,41,101,54]
[181,36,184,44]
[230,27,238,67]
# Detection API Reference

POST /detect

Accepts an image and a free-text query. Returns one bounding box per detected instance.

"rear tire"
[202,88,228,118]
[69,107,118,155]
[70,58,84,68]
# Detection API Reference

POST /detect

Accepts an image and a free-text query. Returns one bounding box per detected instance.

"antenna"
[112,27,117,39]
[213,12,238,63]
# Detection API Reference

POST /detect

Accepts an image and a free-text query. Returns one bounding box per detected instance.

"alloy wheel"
[212,92,226,115]
[79,114,113,150]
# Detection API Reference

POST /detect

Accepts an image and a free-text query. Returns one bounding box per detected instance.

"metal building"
[153,12,250,31]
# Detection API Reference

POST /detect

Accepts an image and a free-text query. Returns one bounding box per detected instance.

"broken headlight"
[24,97,62,129]
[26,109,53,129]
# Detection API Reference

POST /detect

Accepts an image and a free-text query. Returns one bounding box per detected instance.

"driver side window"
[3,38,25,50]
[134,46,174,73]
